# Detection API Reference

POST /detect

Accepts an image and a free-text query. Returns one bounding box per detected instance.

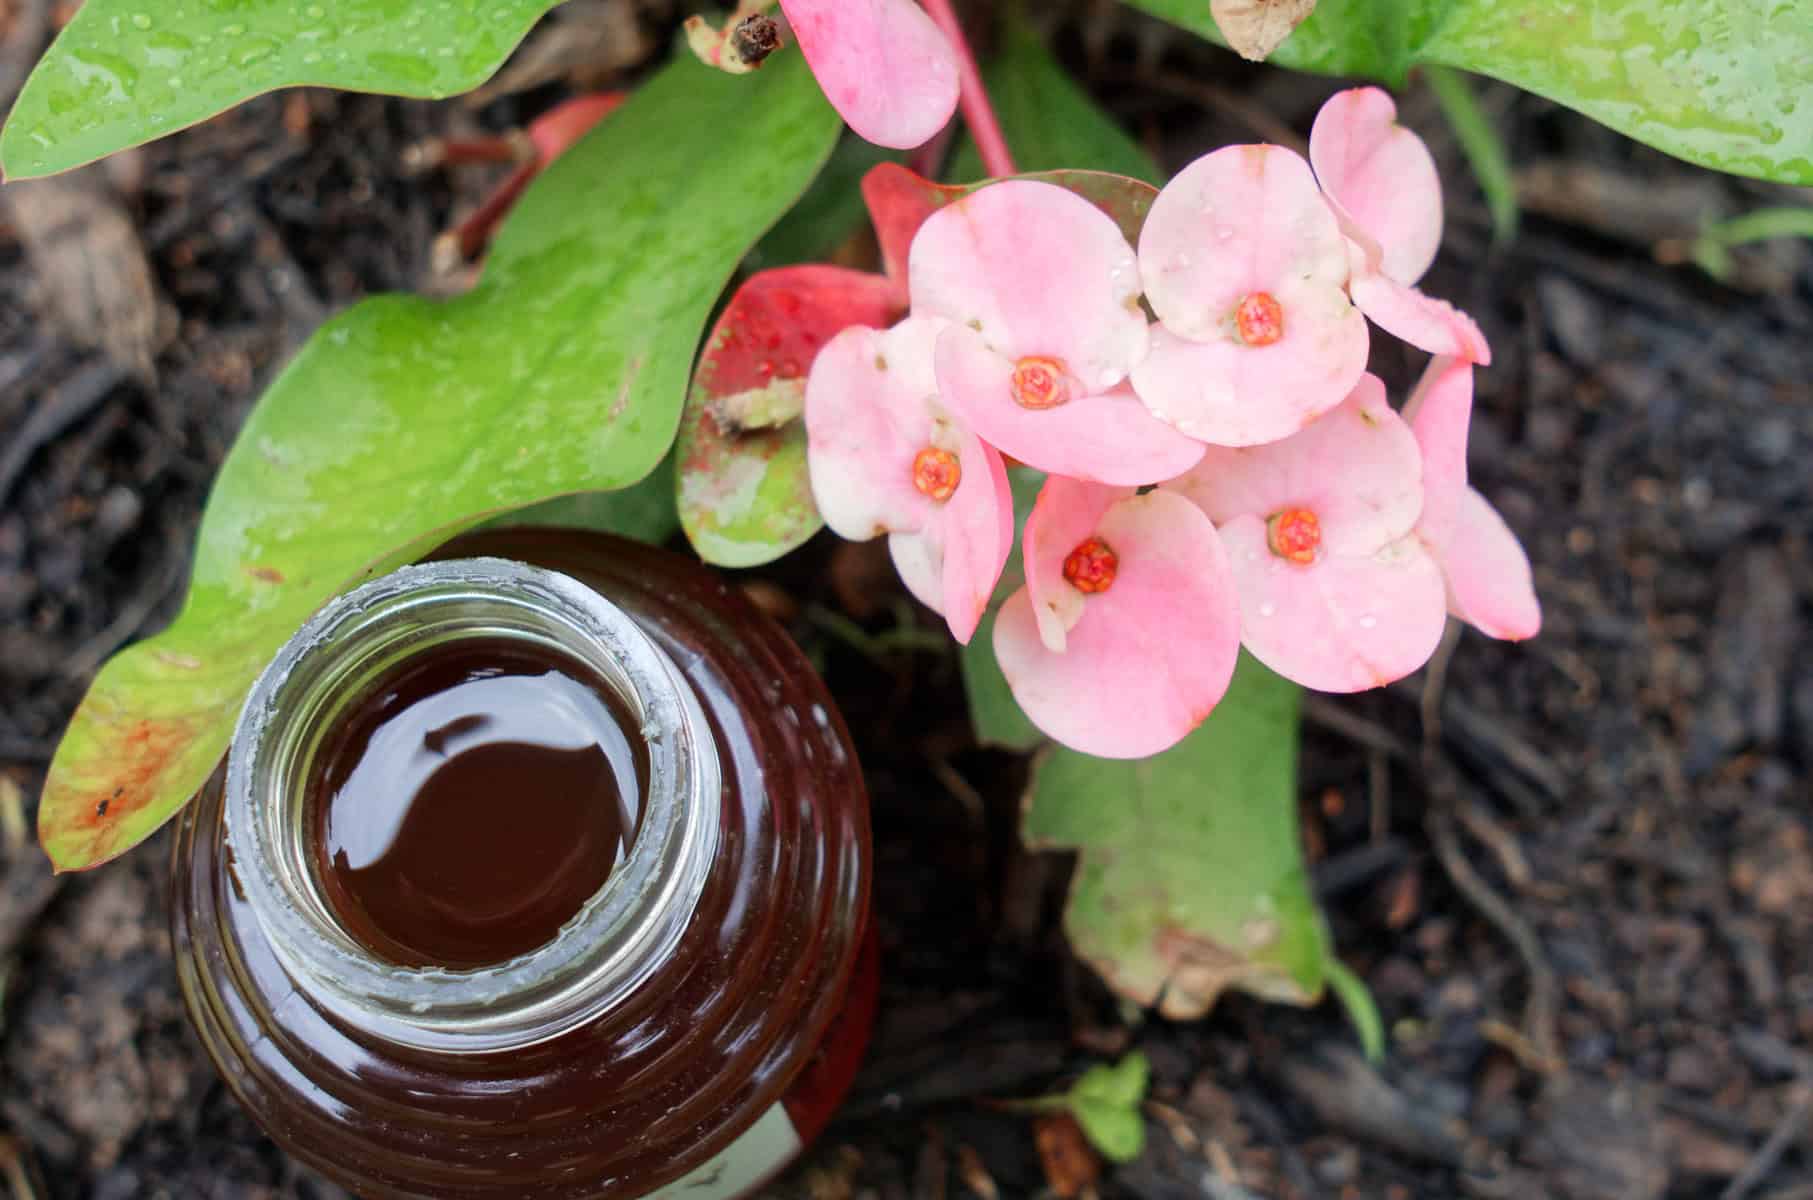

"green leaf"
[1024,655,1335,1018]
[1,0,566,179]
[750,134,900,271]
[1425,64,1518,243]
[1125,0,1813,185]
[949,17,1161,184]
[37,50,840,871]
[1066,1053,1151,1163]
[481,454,681,545]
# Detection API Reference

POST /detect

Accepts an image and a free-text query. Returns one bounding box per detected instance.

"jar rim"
[224,557,721,1052]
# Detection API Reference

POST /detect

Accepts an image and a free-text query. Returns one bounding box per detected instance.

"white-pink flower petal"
[1218,516,1448,692]
[779,0,960,150]
[805,319,946,540]
[1166,374,1424,557]
[1309,87,1443,286]
[909,178,1149,383]
[1139,144,1352,342]
[1443,487,1542,641]
[994,487,1241,758]
[935,326,1206,486]
[1403,356,1473,551]
[1348,265,1493,364]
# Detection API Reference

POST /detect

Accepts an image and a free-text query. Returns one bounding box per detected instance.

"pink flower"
[1165,375,1448,692]
[909,179,1207,485]
[1129,144,1370,448]
[1402,357,1541,639]
[780,0,961,150]
[805,317,1013,643]
[1309,88,1491,364]
[993,477,1242,758]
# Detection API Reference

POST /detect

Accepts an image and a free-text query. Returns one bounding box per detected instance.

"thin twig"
[1723,1085,1813,1200]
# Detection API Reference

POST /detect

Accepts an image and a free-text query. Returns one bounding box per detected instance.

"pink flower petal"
[937,428,1014,644]
[779,0,960,150]
[1443,487,1541,641]
[1309,88,1443,287]
[1219,516,1447,692]
[1349,262,1492,365]
[909,179,1148,384]
[1130,298,1368,447]
[994,489,1241,758]
[1165,375,1424,555]
[883,431,1012,646]
[805,318,946,540]
[1403,357,1473,551]
[1138,144,1351,344]
[1022,476,1129,653]
[888,527,942,612]
[935,326,1206,485]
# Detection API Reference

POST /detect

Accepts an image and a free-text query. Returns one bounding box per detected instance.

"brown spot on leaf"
[244,565,284,584]
[42,709,203,871]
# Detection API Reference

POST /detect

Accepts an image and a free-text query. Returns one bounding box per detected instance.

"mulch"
[2,3,1811,1197]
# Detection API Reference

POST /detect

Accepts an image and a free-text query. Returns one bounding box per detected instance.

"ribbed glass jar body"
[171,529,874,1199]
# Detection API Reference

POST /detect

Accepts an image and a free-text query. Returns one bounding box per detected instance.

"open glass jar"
[171,529,875,1199]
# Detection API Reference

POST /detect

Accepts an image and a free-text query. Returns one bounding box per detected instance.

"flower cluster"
[806,89,1539,758]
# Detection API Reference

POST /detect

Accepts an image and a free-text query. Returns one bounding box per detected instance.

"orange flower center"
[1011,356,1070,409]
[1266,507,1321,564]
[1063,537,1119,593]
[911,446,961,501]
[1234,292,1285,347]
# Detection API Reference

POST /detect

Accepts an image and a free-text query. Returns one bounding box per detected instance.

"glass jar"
[171,529,875,1199]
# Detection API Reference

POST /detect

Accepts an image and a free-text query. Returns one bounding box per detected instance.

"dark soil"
[3,4,1812,1198]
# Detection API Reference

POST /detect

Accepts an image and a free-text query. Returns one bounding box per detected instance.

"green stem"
[1425,65,1517,244]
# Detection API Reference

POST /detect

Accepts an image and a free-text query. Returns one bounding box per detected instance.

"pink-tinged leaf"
[936,326,1205,486]
[1218,517,1447,693]
[1403,357,1473,551]
[1443,487,1541,641]
[1139,145,1351,345]
[803,316,946,541]
[1166,375,1423,555]
[1348,261,1492,364]
[909,178,1148,376]
[1309,87,1442,286]
[995,487,1241,758]
[682,265,901,566]
[1211,0,1318,62]
[779,0,961,149]
[863,162,968,293]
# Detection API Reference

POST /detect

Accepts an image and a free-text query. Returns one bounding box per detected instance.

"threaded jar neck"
[224,557,721,1053]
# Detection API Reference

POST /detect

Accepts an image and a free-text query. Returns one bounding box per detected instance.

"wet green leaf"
[1126,0,1813,185]
[1024,655,1335,1018]
[37,51,839,871]
[2,0,567,179]
[481,454,681,545]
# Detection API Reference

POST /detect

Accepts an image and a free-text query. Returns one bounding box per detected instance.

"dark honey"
[309,638,645,970]
[172,530,875,1200]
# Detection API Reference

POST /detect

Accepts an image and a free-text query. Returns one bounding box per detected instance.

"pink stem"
[918,0,1017,178]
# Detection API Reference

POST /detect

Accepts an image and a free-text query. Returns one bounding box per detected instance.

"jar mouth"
[225,558,721,1052]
